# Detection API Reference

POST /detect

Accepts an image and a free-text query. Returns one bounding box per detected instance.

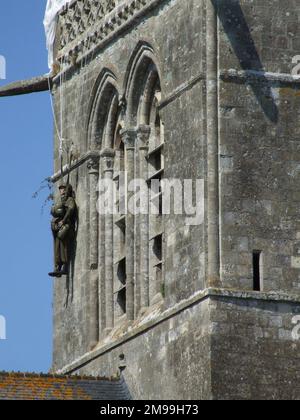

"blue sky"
[0,1,53,372]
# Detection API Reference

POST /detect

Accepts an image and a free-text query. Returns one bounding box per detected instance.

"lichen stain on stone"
[279,87,300,97]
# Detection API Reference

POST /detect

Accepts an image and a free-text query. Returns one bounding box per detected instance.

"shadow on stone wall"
[65,206,78,308]
[213,0,279,123]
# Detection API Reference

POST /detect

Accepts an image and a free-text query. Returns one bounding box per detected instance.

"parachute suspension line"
[67,151,73,186]
[71,0,101,129]
[73,4,98,136]
[59,55,67,159]
[67,26,98,183]
[47,55,67,184]
[47,3,98,185]
[60,55,70,184]
[47,74,63,148]
[59,57,63,157]
[59,4,95,181]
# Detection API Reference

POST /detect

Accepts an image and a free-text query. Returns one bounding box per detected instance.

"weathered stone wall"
[55,290,300,400]
[51,0,300,400]
[210,292,300,400]
[52,0,207,370]
[68,297,212,400]
[218,0,300,75]
[218,0,300,292]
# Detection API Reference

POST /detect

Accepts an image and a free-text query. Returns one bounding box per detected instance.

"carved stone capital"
[121,128,137,150]
[137,125,151,150]
[100,148,115,159]
[87,155,100,175]
[100,148,115,172]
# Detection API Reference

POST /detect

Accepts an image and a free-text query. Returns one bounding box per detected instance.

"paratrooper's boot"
[48,266,62,278]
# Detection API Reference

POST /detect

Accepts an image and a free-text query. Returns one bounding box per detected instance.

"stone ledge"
[220,69,300,87]
[0,371,117,381]
[208,287,300,304]
[0,75,50,97]
[50,150,100,183]
[55,287,300,375]
[159,72,205,110]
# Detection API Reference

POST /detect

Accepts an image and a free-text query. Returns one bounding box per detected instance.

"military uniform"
[49,184,77,277]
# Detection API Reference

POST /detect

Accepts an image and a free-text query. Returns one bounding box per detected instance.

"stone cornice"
[55,0,167,75]
[55,287,300,375]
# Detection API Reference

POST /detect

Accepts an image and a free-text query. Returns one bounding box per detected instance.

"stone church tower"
[45,0,300,399]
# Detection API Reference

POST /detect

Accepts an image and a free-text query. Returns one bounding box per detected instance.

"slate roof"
[0,372,131,400]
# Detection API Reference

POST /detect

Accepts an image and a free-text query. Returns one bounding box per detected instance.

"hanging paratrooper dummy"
[49,183,77,277]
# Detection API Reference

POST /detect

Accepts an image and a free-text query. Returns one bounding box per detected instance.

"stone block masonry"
[50,0,300,399]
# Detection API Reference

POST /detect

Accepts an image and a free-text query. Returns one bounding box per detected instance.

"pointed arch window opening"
[147,84,165,304]
[113,119,127,320]
[88,51,167,333]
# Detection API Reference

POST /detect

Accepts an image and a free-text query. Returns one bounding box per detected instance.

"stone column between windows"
[137,125,151,312]
[101,148,115,334]
[87,155,100,349]
[98,158,106,340]
[134,132,141,319]
[122,128,137,321]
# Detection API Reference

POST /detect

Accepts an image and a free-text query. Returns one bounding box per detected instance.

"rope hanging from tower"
[46,1,98,186]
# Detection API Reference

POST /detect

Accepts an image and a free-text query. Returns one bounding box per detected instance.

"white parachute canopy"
[44,0,72,70]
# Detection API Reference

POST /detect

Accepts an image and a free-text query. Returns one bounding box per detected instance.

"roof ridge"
[0,371,120,382]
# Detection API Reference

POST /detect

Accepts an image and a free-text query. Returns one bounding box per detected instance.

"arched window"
[124,43,165,314]
[113,121,127,322]
[87,70,121,340]
[87,45,165,338]
[146,86,165,304]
